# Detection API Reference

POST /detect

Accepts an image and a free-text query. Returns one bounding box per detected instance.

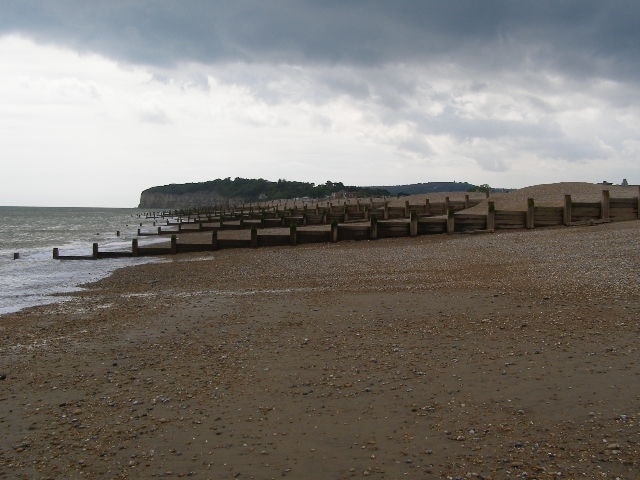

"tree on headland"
[144,177,389,202]
[467,183,491,194]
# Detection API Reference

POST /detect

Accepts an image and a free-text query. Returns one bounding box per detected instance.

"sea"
[0,206,166,315]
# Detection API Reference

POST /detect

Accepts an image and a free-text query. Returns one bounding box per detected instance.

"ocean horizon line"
[0,205,141,210]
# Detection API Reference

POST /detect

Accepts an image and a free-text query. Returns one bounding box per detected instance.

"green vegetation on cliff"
[379,181,476,195]
[143,177,390,201]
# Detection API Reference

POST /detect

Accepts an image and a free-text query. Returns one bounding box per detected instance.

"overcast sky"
[1,1,639,207]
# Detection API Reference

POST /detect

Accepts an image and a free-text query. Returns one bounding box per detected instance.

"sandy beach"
[1,208,639,478]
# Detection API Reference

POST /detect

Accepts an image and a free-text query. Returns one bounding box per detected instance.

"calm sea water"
[0,206,165,315]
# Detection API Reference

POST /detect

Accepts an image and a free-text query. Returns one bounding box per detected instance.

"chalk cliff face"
[138,191,233,208]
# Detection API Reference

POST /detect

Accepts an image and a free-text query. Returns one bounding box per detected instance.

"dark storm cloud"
[2,0,640,80]
[3,0,639,185]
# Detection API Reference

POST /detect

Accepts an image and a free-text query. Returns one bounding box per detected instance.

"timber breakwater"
[53,185,640,260]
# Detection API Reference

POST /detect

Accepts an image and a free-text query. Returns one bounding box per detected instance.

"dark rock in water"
[0,373,7,380]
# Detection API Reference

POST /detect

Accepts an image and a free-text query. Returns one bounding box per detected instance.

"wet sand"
[1,220,639,479]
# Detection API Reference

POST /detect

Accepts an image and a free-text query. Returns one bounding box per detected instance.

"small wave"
[0,207,169,315]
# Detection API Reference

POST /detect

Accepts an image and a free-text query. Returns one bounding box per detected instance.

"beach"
[1,218,639,479]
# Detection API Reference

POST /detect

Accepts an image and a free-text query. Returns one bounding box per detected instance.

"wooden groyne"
[54,189,640,260]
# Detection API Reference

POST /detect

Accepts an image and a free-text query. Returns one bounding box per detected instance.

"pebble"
[3,210,639,479]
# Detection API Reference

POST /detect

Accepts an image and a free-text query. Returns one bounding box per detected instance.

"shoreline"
[0,206,163,315]
[1,221,639,478]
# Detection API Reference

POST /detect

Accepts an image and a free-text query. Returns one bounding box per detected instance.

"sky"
[1,1,639,207]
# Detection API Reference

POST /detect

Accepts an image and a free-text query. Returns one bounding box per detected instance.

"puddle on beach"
[171,286,330,298]
[121,292,159,299]
[158,254,216,263]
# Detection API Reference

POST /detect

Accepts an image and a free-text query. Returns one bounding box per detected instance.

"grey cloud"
[525,135,609,163]
[2,1,640,81]
[318,71,373,102]
[473,155,509,173]
[3,0,638,180]
[139,107,171,125]
[395,135,435,159]
[403,104,555,142]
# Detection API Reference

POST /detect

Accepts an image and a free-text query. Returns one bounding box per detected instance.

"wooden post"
[444,196,450,214]
[289,224,297,245]
[170,235,177,254]
[331,221,338,242]
[410,210,418,236]
[370,215,378,240]
[464,194,470,209]
[405,200,410,218]
[13,252,20,260]
[344,206,349,222]
[251,227,258,248]
[53,248,59,259]
[211,230,218,250]
[137,228,141,235]
[116,230,120,237]
[132,238,139,256]
[446,208,455,234]
[526,198,535,229]
[563,194,572,225]
[425,198,431,216]
[487,201,495,232]
[383,202,389,220]
[92,243,99,259]
[601,190,610,221]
